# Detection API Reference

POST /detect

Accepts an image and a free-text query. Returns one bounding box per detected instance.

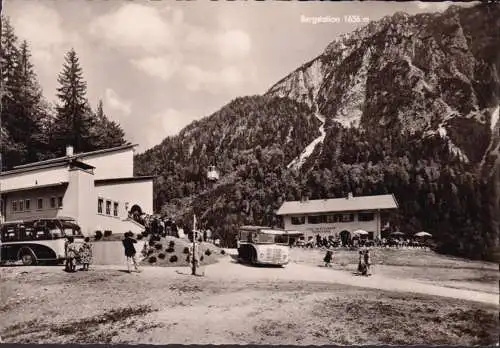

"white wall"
[93,214,144,236]
[3,186,67,221]
[95,180,153,215]
[59,168,96,236]
[0,166,68,192]
[82,149,134,180]
[283,212,382,240]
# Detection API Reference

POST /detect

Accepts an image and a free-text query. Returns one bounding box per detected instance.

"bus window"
[24,227,35,240]
[275,234,288,245]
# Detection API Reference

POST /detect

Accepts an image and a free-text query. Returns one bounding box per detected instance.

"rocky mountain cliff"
[267,4,499,167]
[135,3,500,261]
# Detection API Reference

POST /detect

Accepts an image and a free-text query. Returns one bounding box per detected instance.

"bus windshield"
[254,232,275,244]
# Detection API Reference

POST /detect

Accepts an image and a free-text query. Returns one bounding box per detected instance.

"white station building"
[0,144,154,237]
[276,193,399,241]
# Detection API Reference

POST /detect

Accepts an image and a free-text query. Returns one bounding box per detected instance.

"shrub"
[147,249,154,256]
[158,253,166,260]
[136,234,143,240]
[148,240,156,246]
[168,241,175,248]
[154,243,163,250]
[166,247,175,253]
[205,249,212,256]
[104,230,112,238]
[169,255,178,263]
[183,247,190,254]
[94,231,103,241]
[148,256,157,263]
[221,250,226,255]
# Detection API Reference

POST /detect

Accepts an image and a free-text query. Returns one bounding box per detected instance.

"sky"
[3,0,461,153]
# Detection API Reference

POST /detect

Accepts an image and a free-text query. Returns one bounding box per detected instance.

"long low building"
[0,144,154,237]
[276,193,398,243]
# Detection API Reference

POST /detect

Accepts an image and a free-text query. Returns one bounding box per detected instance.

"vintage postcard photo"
[0,0,498,345]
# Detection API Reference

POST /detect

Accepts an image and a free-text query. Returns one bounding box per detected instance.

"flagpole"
[192,213,197,275]
[0,1,5,224]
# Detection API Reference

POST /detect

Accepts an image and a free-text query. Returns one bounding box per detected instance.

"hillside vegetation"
[135,4,500,262]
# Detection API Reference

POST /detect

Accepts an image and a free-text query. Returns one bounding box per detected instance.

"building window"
[19,200,24,212]
[113,202,119,217]
[25,199,31,211]
[326,214,342,223]
[37,198,43,210]
[106,200,111,215]
[358,212,375,222]
[12,201,17,212]
[341,214,354,222]
[308,215,327,224]
[58,197,63,208]
[98,198,103,214]
[291,216,305,225]
[50,197,56,208]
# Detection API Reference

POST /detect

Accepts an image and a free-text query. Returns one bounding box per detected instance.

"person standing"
[323,249,333,267]
[65,236,77,272]
[364,248,372,276]
[79,237,93,271]
[122,231,139,273]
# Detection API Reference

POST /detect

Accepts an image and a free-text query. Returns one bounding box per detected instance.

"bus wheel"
[20,250,36,266]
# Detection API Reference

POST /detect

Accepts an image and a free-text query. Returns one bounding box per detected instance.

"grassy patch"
[2,305,156,343]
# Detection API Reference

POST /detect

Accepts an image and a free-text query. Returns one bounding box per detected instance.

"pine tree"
[53,48,93,155]
[1,16,26,166]
[89,99,127,149]
[15,40,49,162]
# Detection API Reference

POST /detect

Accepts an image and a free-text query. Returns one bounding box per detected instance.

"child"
[357,250,367,275]
[323,249,333,267]
[79,237,93,271]
[364,248,371,276]
[65,236,77,272]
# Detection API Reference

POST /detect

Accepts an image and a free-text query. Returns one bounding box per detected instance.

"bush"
[136,234,143,240]
[148,240,156,246]
[147,249,154,256]
[205,249,212,256]
[158,253,166,260]
[221,250,226,255]
[183,247,190,254]
[94,231,103,241]
[154,243,163,250]
[169,255,178,263]
[148,256,157,263]
[169,240,175,248]
[166,247,175,253]
[104,230,112,238]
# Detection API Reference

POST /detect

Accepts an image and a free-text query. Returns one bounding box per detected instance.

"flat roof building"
[0,145,154,237]
[276,192,398,242]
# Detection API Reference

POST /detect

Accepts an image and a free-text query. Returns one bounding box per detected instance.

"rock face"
[134,4,500,260]
[267,4,500,166]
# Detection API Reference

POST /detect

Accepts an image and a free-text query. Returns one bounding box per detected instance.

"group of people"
[64,236,93,272]
[323,247,372,276]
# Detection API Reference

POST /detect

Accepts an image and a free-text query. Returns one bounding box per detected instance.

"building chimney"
[347,192,353,200]
[66,145,74,157]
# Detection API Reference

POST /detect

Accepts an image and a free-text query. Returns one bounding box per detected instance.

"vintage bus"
[0,217,84,266]
[237,226,290,266]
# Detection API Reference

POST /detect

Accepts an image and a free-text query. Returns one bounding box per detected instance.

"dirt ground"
[0,248,498,345]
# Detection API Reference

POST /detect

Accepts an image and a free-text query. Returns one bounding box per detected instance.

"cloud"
[216,29,251,60]
[415,1,451,12]
[89,3,176,54]
[181,65,256,94]
[136,107,197,151]
[105,88,132,116]
[130,54,182,81]
[10,3,74,65]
